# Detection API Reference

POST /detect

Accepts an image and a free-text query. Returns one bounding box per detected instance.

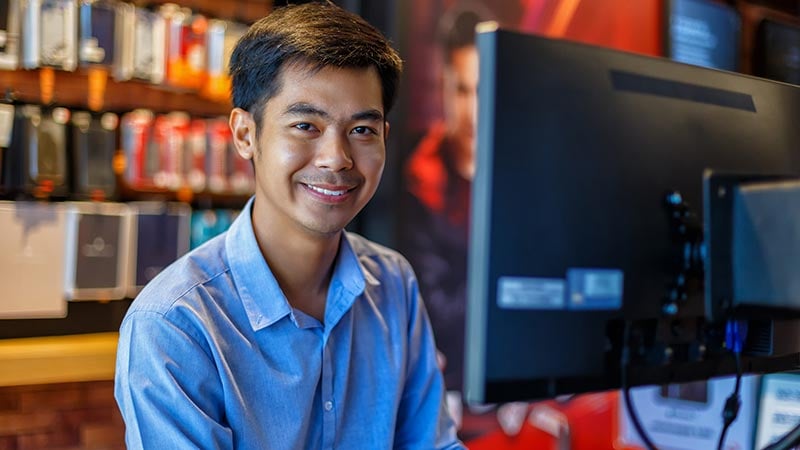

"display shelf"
[0,68,233,116]
[148,0,271,23]
[113,170,252,209]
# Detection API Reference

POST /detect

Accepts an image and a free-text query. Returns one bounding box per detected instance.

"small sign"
[567,268,624,310]
[497,276,565,310]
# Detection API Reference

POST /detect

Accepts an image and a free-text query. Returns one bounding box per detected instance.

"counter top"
[0,332,118,387]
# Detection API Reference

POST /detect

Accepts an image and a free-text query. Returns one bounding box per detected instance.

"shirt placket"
[321,331,336,449]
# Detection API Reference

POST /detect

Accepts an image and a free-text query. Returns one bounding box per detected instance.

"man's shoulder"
[344,231,415,281]
[346,232,405,261]
[128,234,231,316]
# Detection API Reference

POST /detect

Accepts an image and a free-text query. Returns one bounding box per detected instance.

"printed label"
[497,276,565,310]
[567,268,624,310]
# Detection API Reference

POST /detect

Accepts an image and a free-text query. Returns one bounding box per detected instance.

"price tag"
[87,66,108,111]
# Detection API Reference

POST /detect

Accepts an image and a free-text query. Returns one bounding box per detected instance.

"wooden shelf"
[148,0,272,24]
[115,175,252,209]
[0,68,233,116]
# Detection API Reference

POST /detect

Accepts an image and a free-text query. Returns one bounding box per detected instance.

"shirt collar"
[226,197,291,331]
[226,197,380,332]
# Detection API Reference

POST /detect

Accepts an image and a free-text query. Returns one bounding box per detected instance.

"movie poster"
[395,0,661,445]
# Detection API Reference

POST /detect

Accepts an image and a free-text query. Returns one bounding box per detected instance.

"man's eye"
[351,126,375,135]
[294,123,316,131]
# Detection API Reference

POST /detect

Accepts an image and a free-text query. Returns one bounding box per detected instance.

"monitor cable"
[621,320,659,450]
[717,320,746,450]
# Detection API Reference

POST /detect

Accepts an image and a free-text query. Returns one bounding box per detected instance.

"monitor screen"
[465,26,800,404]
[665,0,741,71]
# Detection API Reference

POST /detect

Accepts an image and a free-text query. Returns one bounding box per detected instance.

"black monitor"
[465,26,800,405]
[754,18,800,86]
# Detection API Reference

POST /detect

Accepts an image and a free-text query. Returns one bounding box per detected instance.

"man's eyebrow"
[282,104,383,123]
[283,103,330,119]
[352,109,384,122]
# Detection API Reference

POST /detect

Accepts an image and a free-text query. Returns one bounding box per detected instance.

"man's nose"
[314,132,354,171]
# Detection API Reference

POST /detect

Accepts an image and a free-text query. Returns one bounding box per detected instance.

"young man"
[114,3,463,449]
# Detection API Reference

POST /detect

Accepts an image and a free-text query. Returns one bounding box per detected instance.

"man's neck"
[250,206,341,323]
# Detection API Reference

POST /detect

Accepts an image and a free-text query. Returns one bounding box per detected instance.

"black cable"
[716,351,742,450]
[762,415,800,450]
[621,320,658,450]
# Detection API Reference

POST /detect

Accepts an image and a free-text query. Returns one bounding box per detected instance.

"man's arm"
[115,310,233,450]
[393,273,466,450]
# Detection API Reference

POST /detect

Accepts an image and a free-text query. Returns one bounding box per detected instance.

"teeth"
[307,184,348,196]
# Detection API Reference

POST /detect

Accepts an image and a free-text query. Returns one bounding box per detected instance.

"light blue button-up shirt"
[115,198,463,450]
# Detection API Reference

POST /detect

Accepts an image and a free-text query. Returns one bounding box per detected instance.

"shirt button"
[324,401,333,411]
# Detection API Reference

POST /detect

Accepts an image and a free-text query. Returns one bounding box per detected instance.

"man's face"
[442,44,478,175]
[231,64,387,239]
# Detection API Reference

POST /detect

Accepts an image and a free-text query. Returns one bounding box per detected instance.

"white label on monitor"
[497,276,565,310]
[567,268,624,310]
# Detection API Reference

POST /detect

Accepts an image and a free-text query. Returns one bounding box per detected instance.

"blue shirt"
[115,198,463,450]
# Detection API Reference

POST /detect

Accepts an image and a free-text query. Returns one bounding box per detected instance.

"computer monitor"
[754,18,800,86]
[465,26,800,404]
[754,372,800,449]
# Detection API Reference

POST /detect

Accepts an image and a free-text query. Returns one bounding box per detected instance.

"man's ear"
[384,121,390,143]
[229,108,256,160]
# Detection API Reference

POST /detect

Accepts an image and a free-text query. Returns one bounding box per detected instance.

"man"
[114,3,463,449]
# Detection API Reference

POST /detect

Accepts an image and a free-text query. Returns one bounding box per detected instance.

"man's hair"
[229,2,403,130]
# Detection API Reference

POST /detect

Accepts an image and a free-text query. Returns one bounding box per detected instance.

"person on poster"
[114,3,462,449]
[401,3,482,400]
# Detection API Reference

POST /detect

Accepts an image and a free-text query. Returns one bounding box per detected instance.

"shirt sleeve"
[114,310,233,450]
[393,268,466,450]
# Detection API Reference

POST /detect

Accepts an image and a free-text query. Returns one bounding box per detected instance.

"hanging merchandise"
[120,108,156,190]
[0,0,20,70]
[111,0,132,80]
[63,201,131,301]
[132,6,164,83]
[3,104,70,198]
[127,201,190,297]
[189,208,233,249]
[78,0,117,67]
[152,111,189,191]
[0,200,69,318]
[161,3,207,91]
[203,19,245,101]
[70,110,118,200]
[22,0,78,70]
[185,118,206,193]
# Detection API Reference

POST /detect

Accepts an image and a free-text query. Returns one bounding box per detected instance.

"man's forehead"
[263,64,385,118]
